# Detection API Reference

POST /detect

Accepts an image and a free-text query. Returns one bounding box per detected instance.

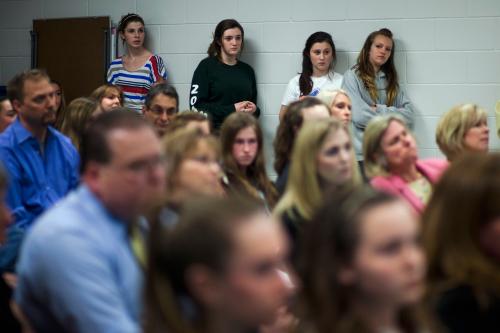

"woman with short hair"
[435,103,489,161]
[363,115,447,214]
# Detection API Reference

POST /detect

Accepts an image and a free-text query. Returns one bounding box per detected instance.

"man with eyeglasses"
[16,110,166,333]
[142,83,179,137]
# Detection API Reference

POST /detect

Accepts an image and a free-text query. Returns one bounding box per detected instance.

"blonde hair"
[363,114,410,178]
[316,89,350,109]
[436,104,488,161]
[274,118,361,221]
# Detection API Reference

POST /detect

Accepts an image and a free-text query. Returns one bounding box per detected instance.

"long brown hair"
[220,112,278,208]
[297,187,426,333]
[144,196,264,333]
[423,153,500,299]
[355,28,399,106]
[299,31,337,96]
[207,19,244,60]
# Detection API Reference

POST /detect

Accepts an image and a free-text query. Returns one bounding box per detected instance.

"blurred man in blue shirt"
[0,69,79,271]
[16,110,166,333]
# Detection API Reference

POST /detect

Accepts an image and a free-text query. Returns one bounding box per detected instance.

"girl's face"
[463,119,489,153]
[309,41,333,76]
[343,200,425,306]
[316,128,354,186]
[232,126,258,169]
[330,94,352,126]
[368,35,393,71]
[212,214,294,327]
[220,28,243,59]
[174,140,222,197]
[100,89,122,112]
[380,120,418,171]
[51,82,62,111]
[122,21,145,49]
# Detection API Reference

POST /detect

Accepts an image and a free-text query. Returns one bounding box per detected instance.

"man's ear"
[142,105,147,115]
[82,161,102,193]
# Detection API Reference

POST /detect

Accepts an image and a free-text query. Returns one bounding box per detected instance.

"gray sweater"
[342,67,415,160]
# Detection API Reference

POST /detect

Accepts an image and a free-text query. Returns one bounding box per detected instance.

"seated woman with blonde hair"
[363,115,447,214]
[316,88,352,126]
[436,103,489,161]
[274,118,360,262]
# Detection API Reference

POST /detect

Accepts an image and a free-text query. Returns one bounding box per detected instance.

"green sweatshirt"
[189,56,260,129]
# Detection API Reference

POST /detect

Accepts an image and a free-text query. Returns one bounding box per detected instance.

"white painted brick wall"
[0,0,499,176]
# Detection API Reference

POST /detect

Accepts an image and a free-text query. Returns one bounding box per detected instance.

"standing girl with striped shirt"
[107,13,167,112]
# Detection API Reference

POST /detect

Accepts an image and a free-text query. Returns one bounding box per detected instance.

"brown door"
[33,17,110,103]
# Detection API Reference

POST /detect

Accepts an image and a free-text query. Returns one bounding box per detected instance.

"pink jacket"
[370,159,449,214]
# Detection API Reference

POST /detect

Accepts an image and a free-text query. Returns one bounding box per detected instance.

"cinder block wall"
[1,0,499,176]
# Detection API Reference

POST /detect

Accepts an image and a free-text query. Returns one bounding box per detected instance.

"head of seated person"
[274,97,331,177]
[144,196,295,333]
[275,118,361,221]
[90,84,123,112]
[436,103,489,161]
[59,97,101,151]
[296,187,426,333]
[422,153,500,331]
[142,83,179,137]
[316,89,352,126]
[220,112,278,208]
[363,115,419,179]
[162,128,223,209]
[0,97,16,133]
[168,110,211,135]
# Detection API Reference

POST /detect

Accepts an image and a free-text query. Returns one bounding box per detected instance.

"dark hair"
[50,79,66,130]
[207,19,244,59]
[299,31,337,96]
[168,111,211,134]
[144,196,264,333]
[7,69,50,103]
[273,97,327,175]
[297,187,424,333]
[118,13,145,34]
[220,112,278,208]
[144,83,179,110]
[79,108,151,173]
[355,28,398,106]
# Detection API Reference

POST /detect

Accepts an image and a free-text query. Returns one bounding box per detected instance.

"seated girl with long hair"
[144,196,295,333]
[297,188,428,333]
[274,118,360,262]
[220,112,278,209]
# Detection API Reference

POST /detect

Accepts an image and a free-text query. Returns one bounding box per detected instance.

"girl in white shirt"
[279,31,343,120]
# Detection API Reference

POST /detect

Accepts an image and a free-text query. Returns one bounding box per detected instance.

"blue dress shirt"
[0,119,79,271]
[0,118,79,229]
[16,185,142,333]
